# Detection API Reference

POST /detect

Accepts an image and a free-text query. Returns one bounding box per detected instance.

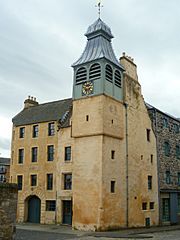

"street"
[15,224,180,240]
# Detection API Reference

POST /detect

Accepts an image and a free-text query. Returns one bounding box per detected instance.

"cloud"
[0,0,180,157]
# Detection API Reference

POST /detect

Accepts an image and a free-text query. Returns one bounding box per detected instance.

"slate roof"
[0,158,10,166]
[13,98,72,127]
[72,18,124,69]
[146,103,180,123]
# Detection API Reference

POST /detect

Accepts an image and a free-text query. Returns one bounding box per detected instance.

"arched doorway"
[27,196,41,223]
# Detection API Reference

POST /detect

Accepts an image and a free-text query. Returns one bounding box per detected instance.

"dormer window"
[89,63,101,80]
[76,67,87,84]
[105,64,113,82]
[114,70,121,88]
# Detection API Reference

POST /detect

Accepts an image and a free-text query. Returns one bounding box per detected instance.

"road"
[16,228,180,240]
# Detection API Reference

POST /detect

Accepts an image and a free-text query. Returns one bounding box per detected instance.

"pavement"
[16,223,180,239]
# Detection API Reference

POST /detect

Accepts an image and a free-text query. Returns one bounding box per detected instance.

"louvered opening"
[105,64,113,82]
[114,70,121,87]
[76,67,87,83]
[89,63,101,80]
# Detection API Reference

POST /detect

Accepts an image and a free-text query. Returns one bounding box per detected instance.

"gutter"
[124,102,129,227]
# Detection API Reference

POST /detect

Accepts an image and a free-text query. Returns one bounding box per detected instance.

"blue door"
[62,200,72,225]
[28,196,41,223]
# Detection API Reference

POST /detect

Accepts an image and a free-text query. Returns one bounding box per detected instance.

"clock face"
[82,81,94,95]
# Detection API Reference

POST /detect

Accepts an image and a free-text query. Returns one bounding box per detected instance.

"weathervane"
[95,0,103,19]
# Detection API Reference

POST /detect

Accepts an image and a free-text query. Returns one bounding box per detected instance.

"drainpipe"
[124,102,129,227]
[154,109,161,225]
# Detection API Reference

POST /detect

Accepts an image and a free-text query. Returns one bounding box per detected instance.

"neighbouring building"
[10,18,159,230]
[0,157,10,183]
[147,104,180,225]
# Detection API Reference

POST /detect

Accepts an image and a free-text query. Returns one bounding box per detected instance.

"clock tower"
[71,17,159,231]
[72,18,124,101]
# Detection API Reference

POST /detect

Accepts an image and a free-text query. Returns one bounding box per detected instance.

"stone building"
[147,104,180,225]
[10,18,159,230]
[0,157,10,183]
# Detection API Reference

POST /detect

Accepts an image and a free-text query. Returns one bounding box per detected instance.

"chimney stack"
[24,96,39,109]
[120,52,138,81]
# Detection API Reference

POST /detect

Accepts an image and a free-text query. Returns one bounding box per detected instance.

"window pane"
[46,200,56,211]
[65,147,71,161]
[19,127,25,138]
[33,125,38,138]
[64,174,72,190]
[32,147,38,162]
[48,123,55,136]
[47,174,53,190]
[148,176,152,190]
[18,149,24,164]
[166,171,171,184]
[17,175,23,190]
[31,175,37,186]
[47,145,54,161]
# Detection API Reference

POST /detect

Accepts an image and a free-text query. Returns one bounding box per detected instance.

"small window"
[164,141,170,157]
[151,154,153,164]
[142,202,147,210]
[33,125,38,138]
[146,129,151,142]
[86,115,89,121]
[148,175,152,190]
[31,174,37,186]
[47,173,53,190]
[174,124,179,133]
[46,200,56,211]
[176,145,180,159]
[48,122,55,136]
[114,70,122,88]
[64,173,72,190]
[165,171,171,184]
[17,175,23,190]
[18,149,24,164]
[105,64,113,82]
[32,147,38,162]
[150,202,154,210]
[19,127,25,138]
[163,118,168,128]
[178,173,180,186]
[65,146,71,161]
[0,174,6,182]
[76,67,87,83]
[89,63,101,80]
[0,166,6,174]
[47,145,54,161]
[110,181,115,193]
[111,150,115,160]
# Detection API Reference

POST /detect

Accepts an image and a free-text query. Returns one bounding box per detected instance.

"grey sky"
[0,0,180,157]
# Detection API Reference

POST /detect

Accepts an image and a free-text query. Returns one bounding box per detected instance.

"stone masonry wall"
[0,183,18,240]
[148,108,180,190]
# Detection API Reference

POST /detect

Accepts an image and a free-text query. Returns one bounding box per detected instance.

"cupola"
[72,18,124,101]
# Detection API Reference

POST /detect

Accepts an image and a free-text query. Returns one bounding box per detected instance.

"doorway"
[62,200,72,225]
[27,196,41,223]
